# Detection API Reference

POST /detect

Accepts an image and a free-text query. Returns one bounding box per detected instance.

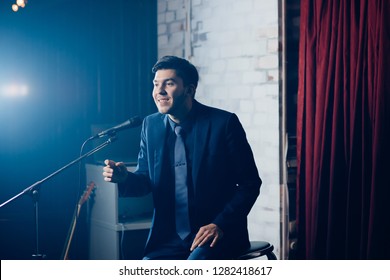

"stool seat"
[236,241,277,260]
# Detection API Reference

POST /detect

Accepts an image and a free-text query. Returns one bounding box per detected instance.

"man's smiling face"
[152,69,191,121]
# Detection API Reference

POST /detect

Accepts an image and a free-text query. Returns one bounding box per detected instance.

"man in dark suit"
[103,56,261,260]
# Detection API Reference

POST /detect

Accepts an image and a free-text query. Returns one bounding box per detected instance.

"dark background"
[0,0,157,259]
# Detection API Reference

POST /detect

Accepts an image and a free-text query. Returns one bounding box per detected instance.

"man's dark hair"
[152,56,199,88]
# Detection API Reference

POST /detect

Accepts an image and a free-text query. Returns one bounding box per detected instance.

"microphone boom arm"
[0,136,117,208]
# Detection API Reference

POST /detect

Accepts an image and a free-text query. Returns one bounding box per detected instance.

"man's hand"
[102,159,128,183]
[190,223,224,251]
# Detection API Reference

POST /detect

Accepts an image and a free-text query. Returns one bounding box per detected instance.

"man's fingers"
[210,235,219,248]
[103,176,112,182]
[197,235,212,247]
[104,159,116,167]
[190,230,206,250]
[190,225,222,251]
[103,159,116,181]
[102,160,128,184]
[190,233,202,251]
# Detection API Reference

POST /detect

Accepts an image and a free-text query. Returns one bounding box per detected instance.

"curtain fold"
[296,0,390,259]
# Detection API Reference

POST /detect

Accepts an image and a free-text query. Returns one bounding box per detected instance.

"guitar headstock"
[78,181,96,206]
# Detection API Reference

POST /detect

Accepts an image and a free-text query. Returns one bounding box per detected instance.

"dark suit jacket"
[119,100,261,256]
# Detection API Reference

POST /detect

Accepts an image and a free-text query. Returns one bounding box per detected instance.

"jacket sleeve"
[117,118,152,197]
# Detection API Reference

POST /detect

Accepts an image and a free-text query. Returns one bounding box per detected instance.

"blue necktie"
[174,125,191,240]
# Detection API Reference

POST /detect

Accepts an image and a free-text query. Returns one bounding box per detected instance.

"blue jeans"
[142,236,232,260]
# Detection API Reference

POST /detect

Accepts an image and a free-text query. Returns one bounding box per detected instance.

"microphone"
[91,116,143,139]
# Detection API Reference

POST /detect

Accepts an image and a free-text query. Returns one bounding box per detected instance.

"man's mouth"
[158,97,170,102]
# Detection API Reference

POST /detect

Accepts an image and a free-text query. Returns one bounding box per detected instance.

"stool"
[236,241,277,260]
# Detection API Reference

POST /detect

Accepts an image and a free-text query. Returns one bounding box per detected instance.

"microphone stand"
[31,188,44,259]
[0,135,117,259]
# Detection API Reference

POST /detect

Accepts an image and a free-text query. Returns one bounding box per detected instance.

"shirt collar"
[167,101,198,132]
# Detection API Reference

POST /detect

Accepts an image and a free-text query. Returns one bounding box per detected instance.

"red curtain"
[296,0,390,259]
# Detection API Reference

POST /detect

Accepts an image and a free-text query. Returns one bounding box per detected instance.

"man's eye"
[166,82,174,86]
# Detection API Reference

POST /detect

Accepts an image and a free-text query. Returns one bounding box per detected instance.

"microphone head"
[128,116,143,127]
[91,115,143,140]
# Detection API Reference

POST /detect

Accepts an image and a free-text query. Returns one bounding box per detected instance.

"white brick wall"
[157,0,281,258]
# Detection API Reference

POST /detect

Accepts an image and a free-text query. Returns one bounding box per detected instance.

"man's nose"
[156,86,167,95]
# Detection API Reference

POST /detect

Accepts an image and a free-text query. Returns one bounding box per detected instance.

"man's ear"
[185,85,196,97]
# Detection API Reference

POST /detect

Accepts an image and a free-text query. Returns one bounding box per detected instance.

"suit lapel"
[149,114,168,184]
[192,105,210,189]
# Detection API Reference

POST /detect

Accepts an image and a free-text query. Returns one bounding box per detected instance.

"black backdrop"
[0,0,157,259]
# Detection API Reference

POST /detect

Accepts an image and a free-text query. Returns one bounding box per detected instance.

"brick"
[242,42,267,56]
[158,24,167,35]
[169,32,184,47]
[157,0,167,13]
[158,34,168,46]
[258,55,279,69]
[209,59,227,73]
[167,0,184,11]
[165,11,175,23]
[257,26,279,38]
[207,31,236,44]
[226,57,251,71]
[228,85,252,98]
[253,0,278,14]
[157,13,166,24]
[268,38,279,53]
[253,84,279,97]
[201,73,222,85]
[169,21,184,33]
[240,100,255,113]
[176,7,187,21]
[220,45,243,58]
[267,70,279,82]
[242,70,267,84]
[231,0,253,14]
[192,0,202,6]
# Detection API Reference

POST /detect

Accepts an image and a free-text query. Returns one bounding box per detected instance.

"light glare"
[1,84,29,97]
